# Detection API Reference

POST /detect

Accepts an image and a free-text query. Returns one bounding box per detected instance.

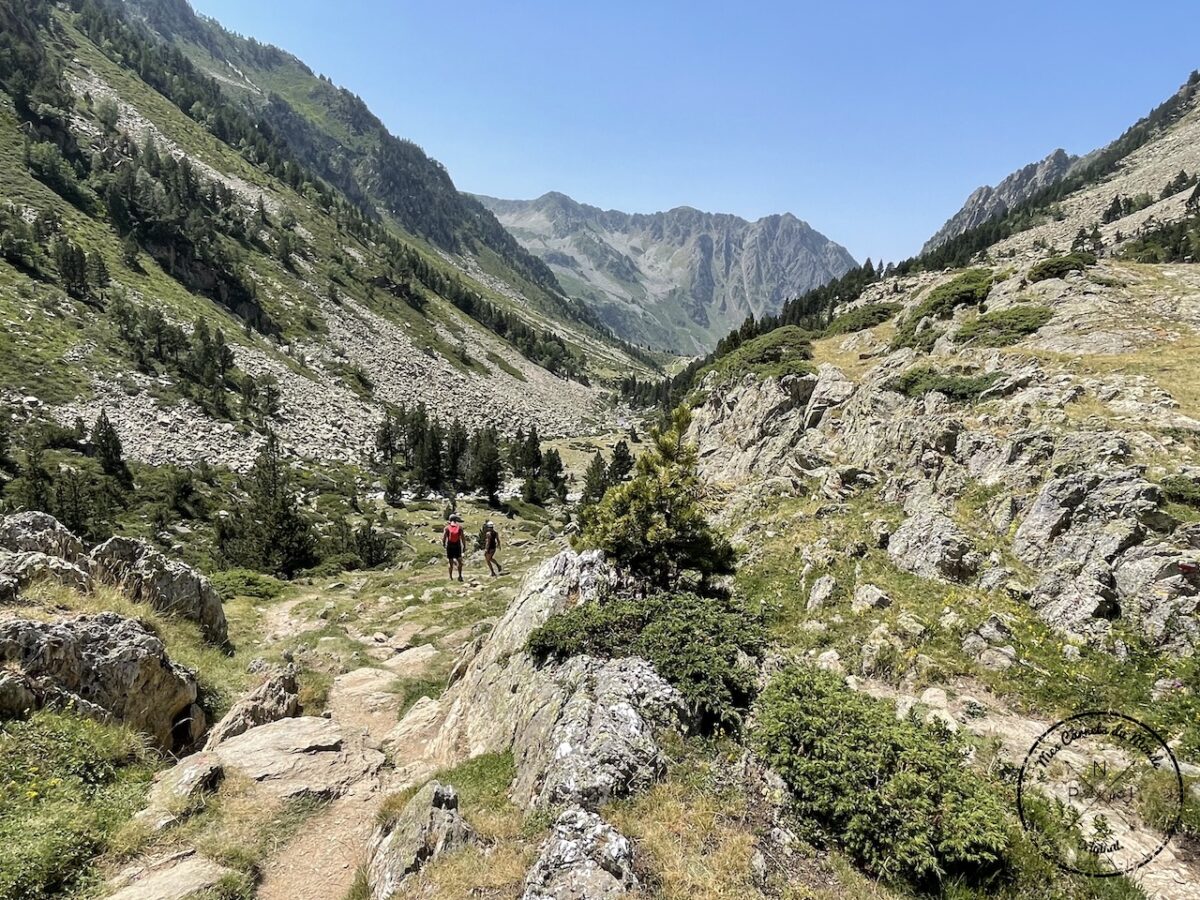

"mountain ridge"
[477,190,857,354]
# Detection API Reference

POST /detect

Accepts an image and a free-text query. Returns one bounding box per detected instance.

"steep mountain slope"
[922,148,1079,253]
[0,0,655,474]
[477,191,857,354]
[118,0,616,341]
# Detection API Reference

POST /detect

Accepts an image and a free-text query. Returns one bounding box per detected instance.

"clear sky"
[189,0,1198,263]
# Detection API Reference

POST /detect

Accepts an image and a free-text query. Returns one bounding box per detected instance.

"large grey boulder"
[393,551,684,811]
[210,716,384,800]
[0,613,204,750]
[520,806,639,900]
[0,512,84,561]
[203,667,301,749]
[89,537,227,644]
[887,507,980,583]
[0,550,92,594]
[366,781,475,900]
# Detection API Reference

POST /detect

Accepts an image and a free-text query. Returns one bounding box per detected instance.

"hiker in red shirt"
[443,514,466,582]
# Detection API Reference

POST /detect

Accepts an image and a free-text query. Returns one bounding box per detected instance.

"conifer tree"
[607,439,634,484]
[582,451,609,504]
[445,418,469,490]
[89,409,131,488]
[543,448,567,501]
[470,426,504,504]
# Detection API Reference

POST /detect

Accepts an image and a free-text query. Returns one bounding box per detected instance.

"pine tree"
[582,451,609,504]
[53,237,89,298]
[87,250,110,288]
[522,425,543,474]
[607,439,634,484]
[121,234,139,268]
[375,412,398,466]
[445,418,469,490]
[217,431,317,577]
[543,448,566,501]
[470,426,504,504]
[384,464,405,507]
[89,409,132,488]
[16,433,52,513]
[509,427,526,477]
[1188,181,1200,212]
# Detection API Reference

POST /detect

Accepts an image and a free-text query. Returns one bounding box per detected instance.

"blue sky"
[190,0,1198,262]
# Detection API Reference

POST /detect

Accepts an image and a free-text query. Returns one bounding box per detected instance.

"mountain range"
[477,192,857,353]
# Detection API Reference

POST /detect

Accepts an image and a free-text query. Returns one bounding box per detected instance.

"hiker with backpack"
[443,514,466,582]
[483,520,502,577]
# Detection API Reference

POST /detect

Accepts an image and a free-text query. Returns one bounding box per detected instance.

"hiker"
[483,520,502,576]
[443,514,466,582]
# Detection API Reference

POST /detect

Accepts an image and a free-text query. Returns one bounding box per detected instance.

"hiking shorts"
[446,543,463,561]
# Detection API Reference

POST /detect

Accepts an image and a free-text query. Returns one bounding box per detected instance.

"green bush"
[0,712,156,900]
[885,366,1005,402]
[208,568,285,601]
[706,326,814,384]
[753,666,1011,885]
[528,591,765,732]
[892,269,993,351]
[823,302,901,336]
[1161,474,1200,508]
[1027,252,1096,283]
[956,306,1053,347]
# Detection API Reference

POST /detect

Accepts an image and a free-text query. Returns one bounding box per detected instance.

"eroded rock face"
[887,507,980,583]
[211,716,383,800]
[89,537,228,645]
[0,613,203,750]
[366,781,474,900]
[520,806,639,900]
[0,512,85,561]
[390,550,684,811]
[0,550,92,594]
[204,667,301,749]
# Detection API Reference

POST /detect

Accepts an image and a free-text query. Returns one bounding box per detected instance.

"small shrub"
[1027,252,1096,283]
[955,305,1053,347]
[1161,474,1200,508]
[885,365,1005,402]
[528,591,766,732]
[753,666,1011,885]
[892,269,993,350]
[208,568,285,601]
[823,302,900,336]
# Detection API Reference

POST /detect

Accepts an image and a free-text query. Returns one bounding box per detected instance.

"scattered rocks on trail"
[0,613,203,750]
[204,667,301,749]
[520,805,639,900]
[89,537,228,644]
[210,716,384,800]
[365,781,475,900]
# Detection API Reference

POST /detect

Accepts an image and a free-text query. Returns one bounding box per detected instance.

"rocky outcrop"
[135,752,224,832]
[203,667,301,749]
[0,550,92,593]
[106,851,237,900]
[0,613,204,750]
[887,507,980,583]
[210,716,384,800]
[89,537,228,645]
[0,512,85,561]
[365,781,475,900]
[389,550,684,811]
[520,806,639,900]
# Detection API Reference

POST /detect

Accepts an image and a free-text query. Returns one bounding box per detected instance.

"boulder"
[804,365,856,429]
[210,716,384,800]
[366,781,475,900]
[851,583,892,614]
[0,550,92,593]
[106,851,236,900]
[135,752,224,832]
[0,512,84,561]
[887,508,980,583]
[0,669,36,718]
[520,806,639,900]
[807,574,836,611]
[204,667,301,749]
[89,537,228,644]
[0,613,203,750]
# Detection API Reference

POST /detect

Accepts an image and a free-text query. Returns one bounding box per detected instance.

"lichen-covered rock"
[887,507,980,583]
[89,537,227,644]
[0,550,92,593]
[520,806,639,900]
[204,667,300,749]
[366,781,474,900]
[807,574,836,611]
[0,669,36,719]
[0,613,203,750]
[0,512,84,561]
